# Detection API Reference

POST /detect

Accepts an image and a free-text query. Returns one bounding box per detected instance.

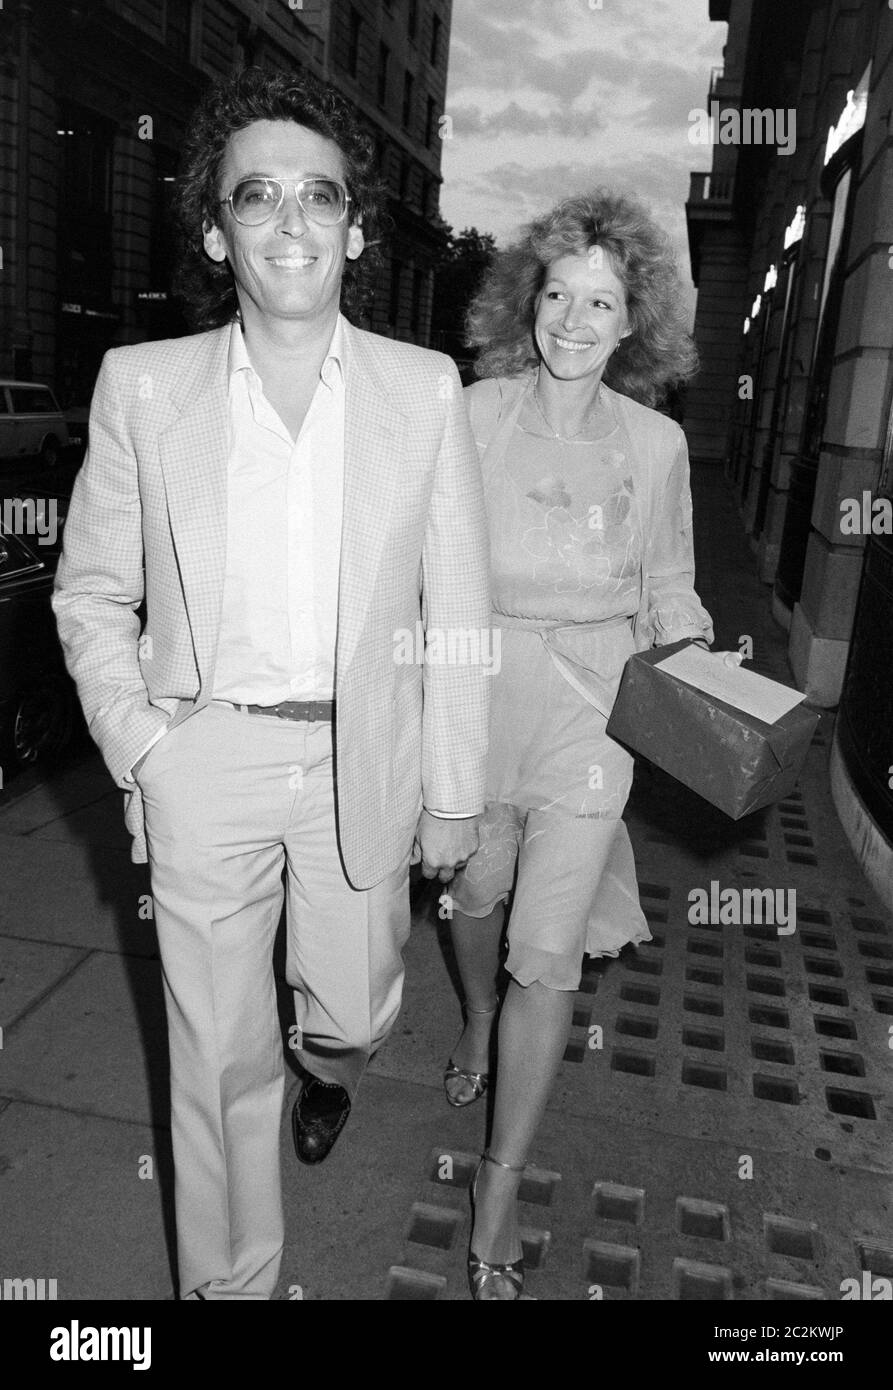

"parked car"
[0,488,80,774]
[0,380,70,468]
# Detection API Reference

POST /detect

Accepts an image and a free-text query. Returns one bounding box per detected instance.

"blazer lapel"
[337,323,406,677]
[157,326,230,692]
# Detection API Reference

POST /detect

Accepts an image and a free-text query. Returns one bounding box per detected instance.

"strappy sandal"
[468,1150,526,1300]
[443,1003,497,1109]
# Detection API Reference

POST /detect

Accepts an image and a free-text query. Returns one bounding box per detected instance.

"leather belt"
[226,700,335,722]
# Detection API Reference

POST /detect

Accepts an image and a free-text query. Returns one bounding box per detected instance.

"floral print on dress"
[519,457,642,597]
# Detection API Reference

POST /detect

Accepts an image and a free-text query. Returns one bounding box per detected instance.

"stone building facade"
[686,0,893,911]
[1,0,452,402]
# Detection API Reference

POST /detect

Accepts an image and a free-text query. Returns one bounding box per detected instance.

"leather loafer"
[291,1077,351,1165]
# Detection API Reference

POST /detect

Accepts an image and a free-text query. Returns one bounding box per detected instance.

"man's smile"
[266,252,319,269]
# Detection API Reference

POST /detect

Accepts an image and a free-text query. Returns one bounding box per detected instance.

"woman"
[443,190,716,1300]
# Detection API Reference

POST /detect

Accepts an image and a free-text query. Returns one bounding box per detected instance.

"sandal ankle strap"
[465,1002,498,1015]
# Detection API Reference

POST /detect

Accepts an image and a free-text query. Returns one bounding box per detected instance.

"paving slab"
[0,937,87,1030]
[17,792,133,850]
[0,760,114,837]
[0,834,156,957]
[0,952,169,1127]
[0,1101,174,1301]
[276,1073,485,1300]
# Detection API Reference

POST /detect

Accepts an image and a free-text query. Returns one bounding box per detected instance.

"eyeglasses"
[220,177,352,227]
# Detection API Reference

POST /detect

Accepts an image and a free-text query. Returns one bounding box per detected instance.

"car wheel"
[40,435,61,468]
[9,678,74,766]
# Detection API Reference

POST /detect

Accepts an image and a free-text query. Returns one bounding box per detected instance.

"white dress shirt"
[212,315,344,704]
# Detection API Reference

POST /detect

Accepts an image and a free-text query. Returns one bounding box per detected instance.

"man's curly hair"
[467,189,697,407]
[171,66,386,330]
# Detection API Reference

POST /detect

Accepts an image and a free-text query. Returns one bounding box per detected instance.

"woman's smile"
[550,333,596,353]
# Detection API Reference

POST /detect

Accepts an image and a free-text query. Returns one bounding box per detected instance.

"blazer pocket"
[132,728,170,787]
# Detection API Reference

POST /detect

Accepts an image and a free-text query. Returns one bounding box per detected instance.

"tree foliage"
[430,221,497,367]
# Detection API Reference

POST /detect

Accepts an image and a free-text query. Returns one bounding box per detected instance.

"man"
[53,68,490,1300]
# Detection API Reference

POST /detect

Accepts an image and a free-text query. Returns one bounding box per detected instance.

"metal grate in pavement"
[384,1132,892,1299]
[555,878,893,1170]
[385,1147,559,1300]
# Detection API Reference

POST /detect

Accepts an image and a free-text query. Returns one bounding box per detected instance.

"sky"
[439,0,727,316]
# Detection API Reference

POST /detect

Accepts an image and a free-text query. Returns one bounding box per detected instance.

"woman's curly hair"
[466,189,697,407]
[171,66,386,330]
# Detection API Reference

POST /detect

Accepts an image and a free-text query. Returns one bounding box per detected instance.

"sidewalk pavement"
[1,461,891,1301]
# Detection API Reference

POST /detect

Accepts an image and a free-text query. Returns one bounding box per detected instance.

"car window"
[0,526,44,577]
[9,387,58,414]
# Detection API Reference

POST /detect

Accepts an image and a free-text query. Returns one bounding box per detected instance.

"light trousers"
[138,702,412,1299]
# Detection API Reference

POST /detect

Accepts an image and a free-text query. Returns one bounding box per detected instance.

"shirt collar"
[227,312,345,388]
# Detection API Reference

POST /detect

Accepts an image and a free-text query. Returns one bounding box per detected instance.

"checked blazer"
[52,319,491,888]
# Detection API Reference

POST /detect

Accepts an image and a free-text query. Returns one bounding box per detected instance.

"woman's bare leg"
[445,904,504,1103]
[470,977,576,1298]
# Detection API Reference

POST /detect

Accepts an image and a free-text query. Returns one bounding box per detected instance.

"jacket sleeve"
[645,425,714,647]
[51,351,169,787]
[419,362,492,815]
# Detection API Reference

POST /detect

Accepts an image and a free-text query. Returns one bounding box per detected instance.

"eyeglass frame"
[218,175,354,228]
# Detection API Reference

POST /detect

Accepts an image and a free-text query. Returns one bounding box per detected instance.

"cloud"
[449,34,706,137]
[449,101,605,140]
[460,155,690,223]
[449,24,627,104]
[627,58,715,131]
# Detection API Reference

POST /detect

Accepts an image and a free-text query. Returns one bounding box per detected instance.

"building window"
[430,14,442,66]
[383,144,398,194]
[411,266,425,335]
[389,258,403,328]
[399,158,410,202]
[376,137,389,185]
[346,7,362,78]
[150,147,179,290]
[57,102,115,304]
[164,0,192,61]
[402,71,414,130]
[408,0,419,40]
[425,96,436,147]
[377,42,390,107]
[233,17,258,70]
[58,107,112,217]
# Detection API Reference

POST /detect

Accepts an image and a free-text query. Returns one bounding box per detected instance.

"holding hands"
[413,808,481,883]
